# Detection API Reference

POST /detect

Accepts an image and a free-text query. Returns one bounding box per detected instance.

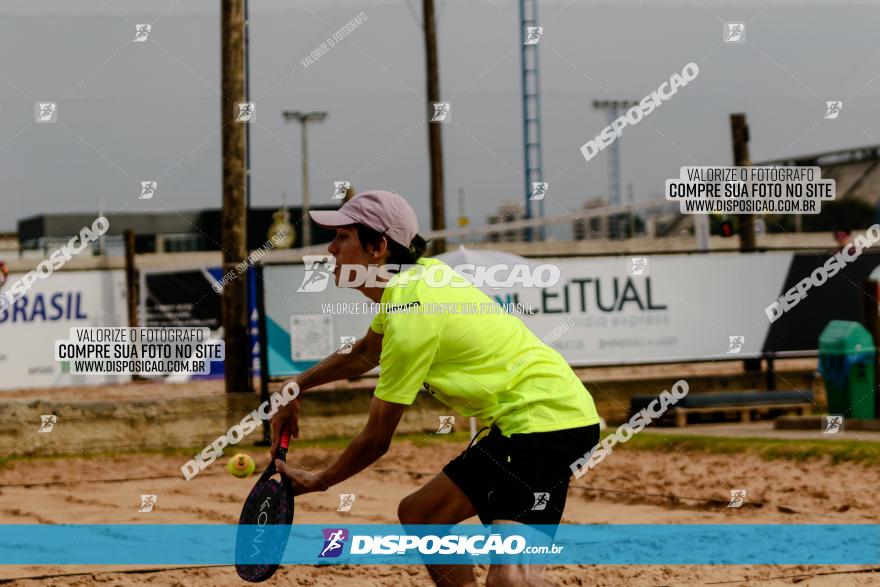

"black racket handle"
[276,426,291,463]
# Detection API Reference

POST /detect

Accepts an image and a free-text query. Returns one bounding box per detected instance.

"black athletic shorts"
[443,424,600,529]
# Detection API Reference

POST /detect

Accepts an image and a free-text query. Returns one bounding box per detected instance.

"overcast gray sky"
[1,0,878,233]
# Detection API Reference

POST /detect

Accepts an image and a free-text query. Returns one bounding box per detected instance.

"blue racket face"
[235,462,295,582]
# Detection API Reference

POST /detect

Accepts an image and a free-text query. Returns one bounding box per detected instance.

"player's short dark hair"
[354,224,428,269]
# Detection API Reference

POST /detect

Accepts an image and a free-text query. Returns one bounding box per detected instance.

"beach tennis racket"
[235,427,294,582]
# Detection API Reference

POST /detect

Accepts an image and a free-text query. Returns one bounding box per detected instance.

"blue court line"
[0,524,877,565]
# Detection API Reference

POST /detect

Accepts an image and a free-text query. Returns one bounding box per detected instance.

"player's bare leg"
[485,520,551,587]
[397,471,478,587]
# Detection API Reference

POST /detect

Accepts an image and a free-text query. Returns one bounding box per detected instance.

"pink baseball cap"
[310,190,420,248]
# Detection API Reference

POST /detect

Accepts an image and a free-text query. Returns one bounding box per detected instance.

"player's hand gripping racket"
[235,426,294,582]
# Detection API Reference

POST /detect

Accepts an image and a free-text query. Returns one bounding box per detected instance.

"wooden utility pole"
[221,0,249,394]
[731,113,761,373]
[124,229,143,381]
[124,230,138,328]
[423,0,446,253]
[730,113,756,252]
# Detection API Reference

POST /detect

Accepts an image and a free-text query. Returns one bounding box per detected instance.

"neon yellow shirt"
[370,258,600,435]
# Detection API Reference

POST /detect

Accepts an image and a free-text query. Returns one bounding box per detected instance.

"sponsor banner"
[264,264,372,376]
[140,267,259,379]
[262,254,785,376]
[0,524,876,565]
[762,252,880,351]
[0,270,129,390]
[480,253,785,363]
[263,252,880,377]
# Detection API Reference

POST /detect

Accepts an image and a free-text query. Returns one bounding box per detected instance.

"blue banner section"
[0,524,877,565]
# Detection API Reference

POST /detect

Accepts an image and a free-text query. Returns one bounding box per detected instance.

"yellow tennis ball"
[227,453,256,478]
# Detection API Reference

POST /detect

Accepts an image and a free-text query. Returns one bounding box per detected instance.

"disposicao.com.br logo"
[317,529,563,558]
[319,528,349,558]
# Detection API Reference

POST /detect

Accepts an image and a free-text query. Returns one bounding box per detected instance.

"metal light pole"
[520,0,544,242]
[282,111,327,247]
[592,100,637,208]
[592,100,637,240]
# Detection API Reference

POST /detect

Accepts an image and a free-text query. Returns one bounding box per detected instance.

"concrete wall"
[1,365,822,458]
[0,388,452,458]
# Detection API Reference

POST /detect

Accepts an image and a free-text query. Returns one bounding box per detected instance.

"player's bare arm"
[296,328,383,390]
[275,396,406,496]
[269,328,383,455]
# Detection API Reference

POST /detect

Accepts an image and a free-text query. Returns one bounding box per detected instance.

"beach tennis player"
[270,190,601,586]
